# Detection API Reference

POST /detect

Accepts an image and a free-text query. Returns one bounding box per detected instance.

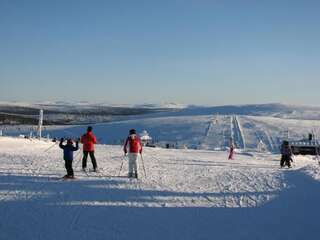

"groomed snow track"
[201,115,231,150]
[231,115,246,149]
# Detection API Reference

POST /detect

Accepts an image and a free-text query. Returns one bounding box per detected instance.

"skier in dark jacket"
[280,140,293,168]
[59,138,79,178]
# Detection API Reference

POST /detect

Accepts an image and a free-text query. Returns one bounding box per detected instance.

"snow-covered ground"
[1,136,320,239]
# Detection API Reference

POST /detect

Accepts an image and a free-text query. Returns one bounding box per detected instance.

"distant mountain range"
[172,103,320,119]
[139,103,320,120]
[0,101,179,125]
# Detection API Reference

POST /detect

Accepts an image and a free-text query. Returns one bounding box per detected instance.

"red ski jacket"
[124,134,142,154]
[81,132,97,152]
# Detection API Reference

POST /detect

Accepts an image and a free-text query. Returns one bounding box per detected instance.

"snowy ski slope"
[3,102,320,153]
[1,137,320,239]
[3,114,319,152]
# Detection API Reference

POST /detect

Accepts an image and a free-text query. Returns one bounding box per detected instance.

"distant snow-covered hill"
[156,103,320,120]
[2,102,320,152]
[1,102,320,120]
[0,101,179,125]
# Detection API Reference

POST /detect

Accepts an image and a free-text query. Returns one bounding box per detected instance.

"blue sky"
[0,0,319,106]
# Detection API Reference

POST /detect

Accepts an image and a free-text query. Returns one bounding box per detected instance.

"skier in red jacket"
[228,137,235,160]
[123,129,142,178]
[80,126,98,172]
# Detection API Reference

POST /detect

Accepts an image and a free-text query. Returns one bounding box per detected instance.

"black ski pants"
[65,160,74,176]
[280,155,292,167]
[82,151,97,170]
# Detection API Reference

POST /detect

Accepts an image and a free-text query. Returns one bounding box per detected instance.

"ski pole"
[75,149,82,166]
[44,142,57,152]
[291,155,296,168]
[118,155,125,176]
[140,154,147,178]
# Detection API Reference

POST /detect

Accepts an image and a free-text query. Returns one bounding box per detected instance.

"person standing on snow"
[280,140,293,168]
[123,129,143,178]
[81,126,98,172]
[59,138,79,179]
[228,137,235,160]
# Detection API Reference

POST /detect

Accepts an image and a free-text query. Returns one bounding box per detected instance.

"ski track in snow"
[1,137,320,240]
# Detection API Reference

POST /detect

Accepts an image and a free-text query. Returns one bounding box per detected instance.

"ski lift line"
[230,116,246,150]
[201,117,221,150]
[230,116,234,140]
[254,130,274,153]
[235,116,246,149]
[265,131,276,152]
[205,120,214,137]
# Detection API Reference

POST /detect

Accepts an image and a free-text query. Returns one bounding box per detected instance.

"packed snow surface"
[0,137,320,239]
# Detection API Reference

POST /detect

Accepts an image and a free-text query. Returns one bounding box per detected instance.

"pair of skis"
[50,168,102,181]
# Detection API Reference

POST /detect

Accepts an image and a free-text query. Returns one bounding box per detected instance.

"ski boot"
[63,175,75,179]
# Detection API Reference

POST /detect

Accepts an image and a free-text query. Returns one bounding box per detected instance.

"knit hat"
[129,129,136,135]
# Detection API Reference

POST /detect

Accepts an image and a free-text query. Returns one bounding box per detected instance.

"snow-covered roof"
[140,130,152,141]
[141,135,152,141]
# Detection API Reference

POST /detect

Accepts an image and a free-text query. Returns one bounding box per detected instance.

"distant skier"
[59,138,79,179]
[123,129,143,178]
[280,140,293,168]
[228,138,235,160]
[81,126,98,172]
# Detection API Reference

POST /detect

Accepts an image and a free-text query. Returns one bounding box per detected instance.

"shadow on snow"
[0,169,319,240]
